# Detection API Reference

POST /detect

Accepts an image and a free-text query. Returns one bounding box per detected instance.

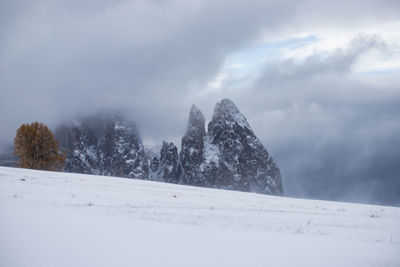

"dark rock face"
[205,99,283,194]
[172,99,282,195]
[55,123,100,174]
[180,105,207,186]
[53,99,283,195]
[55,113,147,179]
[158,141,182,184]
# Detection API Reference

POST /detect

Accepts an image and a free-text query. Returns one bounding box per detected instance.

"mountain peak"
[212,99,251,129]
[207,99,282,195]
[186,104,206,136]
[190,104,202,116]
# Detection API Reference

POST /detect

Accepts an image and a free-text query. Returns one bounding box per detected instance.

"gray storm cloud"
[0,0,399,205]
[235,35,400,205]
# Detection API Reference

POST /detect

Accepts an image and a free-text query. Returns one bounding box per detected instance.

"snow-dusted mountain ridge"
[205,99,282,194]
[55,99,283,195]
[55,113,148,179]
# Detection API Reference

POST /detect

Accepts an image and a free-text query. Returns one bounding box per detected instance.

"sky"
[1,0,400,205]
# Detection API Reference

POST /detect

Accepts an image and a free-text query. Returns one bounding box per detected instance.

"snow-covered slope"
[0,166,399,267]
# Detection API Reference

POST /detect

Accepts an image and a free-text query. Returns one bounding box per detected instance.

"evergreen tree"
[14,122,65,171]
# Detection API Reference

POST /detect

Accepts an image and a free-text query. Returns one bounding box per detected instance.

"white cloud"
[279,20,400,72]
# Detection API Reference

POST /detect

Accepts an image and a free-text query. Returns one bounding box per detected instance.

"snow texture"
[54,99,282,195]
[212,98,252,129]
[0,167,399,267]
[205,99,282,194]
[203,136,220,165]
[55,113,147,179]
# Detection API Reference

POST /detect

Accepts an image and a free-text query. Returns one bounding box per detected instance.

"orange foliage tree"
[14,122,65,171]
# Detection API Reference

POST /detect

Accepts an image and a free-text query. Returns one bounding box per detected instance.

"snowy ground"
[0,167,399,267]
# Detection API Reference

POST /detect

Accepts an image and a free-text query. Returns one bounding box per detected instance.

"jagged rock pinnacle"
[186,104,206,136]
[158,141,181,184]
[206,98,283,195]
[212,98,251,129]
[55,100,283,195]
[180,105,207,186]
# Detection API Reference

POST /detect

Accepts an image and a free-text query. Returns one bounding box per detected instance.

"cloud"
[0,0,296,146]
[235,35,400,205]
[0,0,400,204]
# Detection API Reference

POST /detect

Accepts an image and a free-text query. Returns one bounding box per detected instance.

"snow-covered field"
[0,167,399,267]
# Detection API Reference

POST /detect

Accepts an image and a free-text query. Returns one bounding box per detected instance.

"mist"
[1,0,399,205]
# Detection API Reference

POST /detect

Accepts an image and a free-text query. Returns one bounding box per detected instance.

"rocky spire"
[180,105,208,186]
[158,141,181,184]
[206,98,283,195]
[185,104,206,136]
[211,98,251,129]
[55,100,283,195]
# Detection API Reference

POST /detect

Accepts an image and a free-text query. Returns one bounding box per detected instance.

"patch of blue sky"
[226,35,319,67]
[221,35,319,89]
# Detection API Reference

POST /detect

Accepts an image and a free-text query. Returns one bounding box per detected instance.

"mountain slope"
[54,99,283,195]
[55,113,147,179]
[205,99,282,194]
[0,167,399,267]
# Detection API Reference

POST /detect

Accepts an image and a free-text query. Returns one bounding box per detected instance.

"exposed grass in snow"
[0,166,399,267]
